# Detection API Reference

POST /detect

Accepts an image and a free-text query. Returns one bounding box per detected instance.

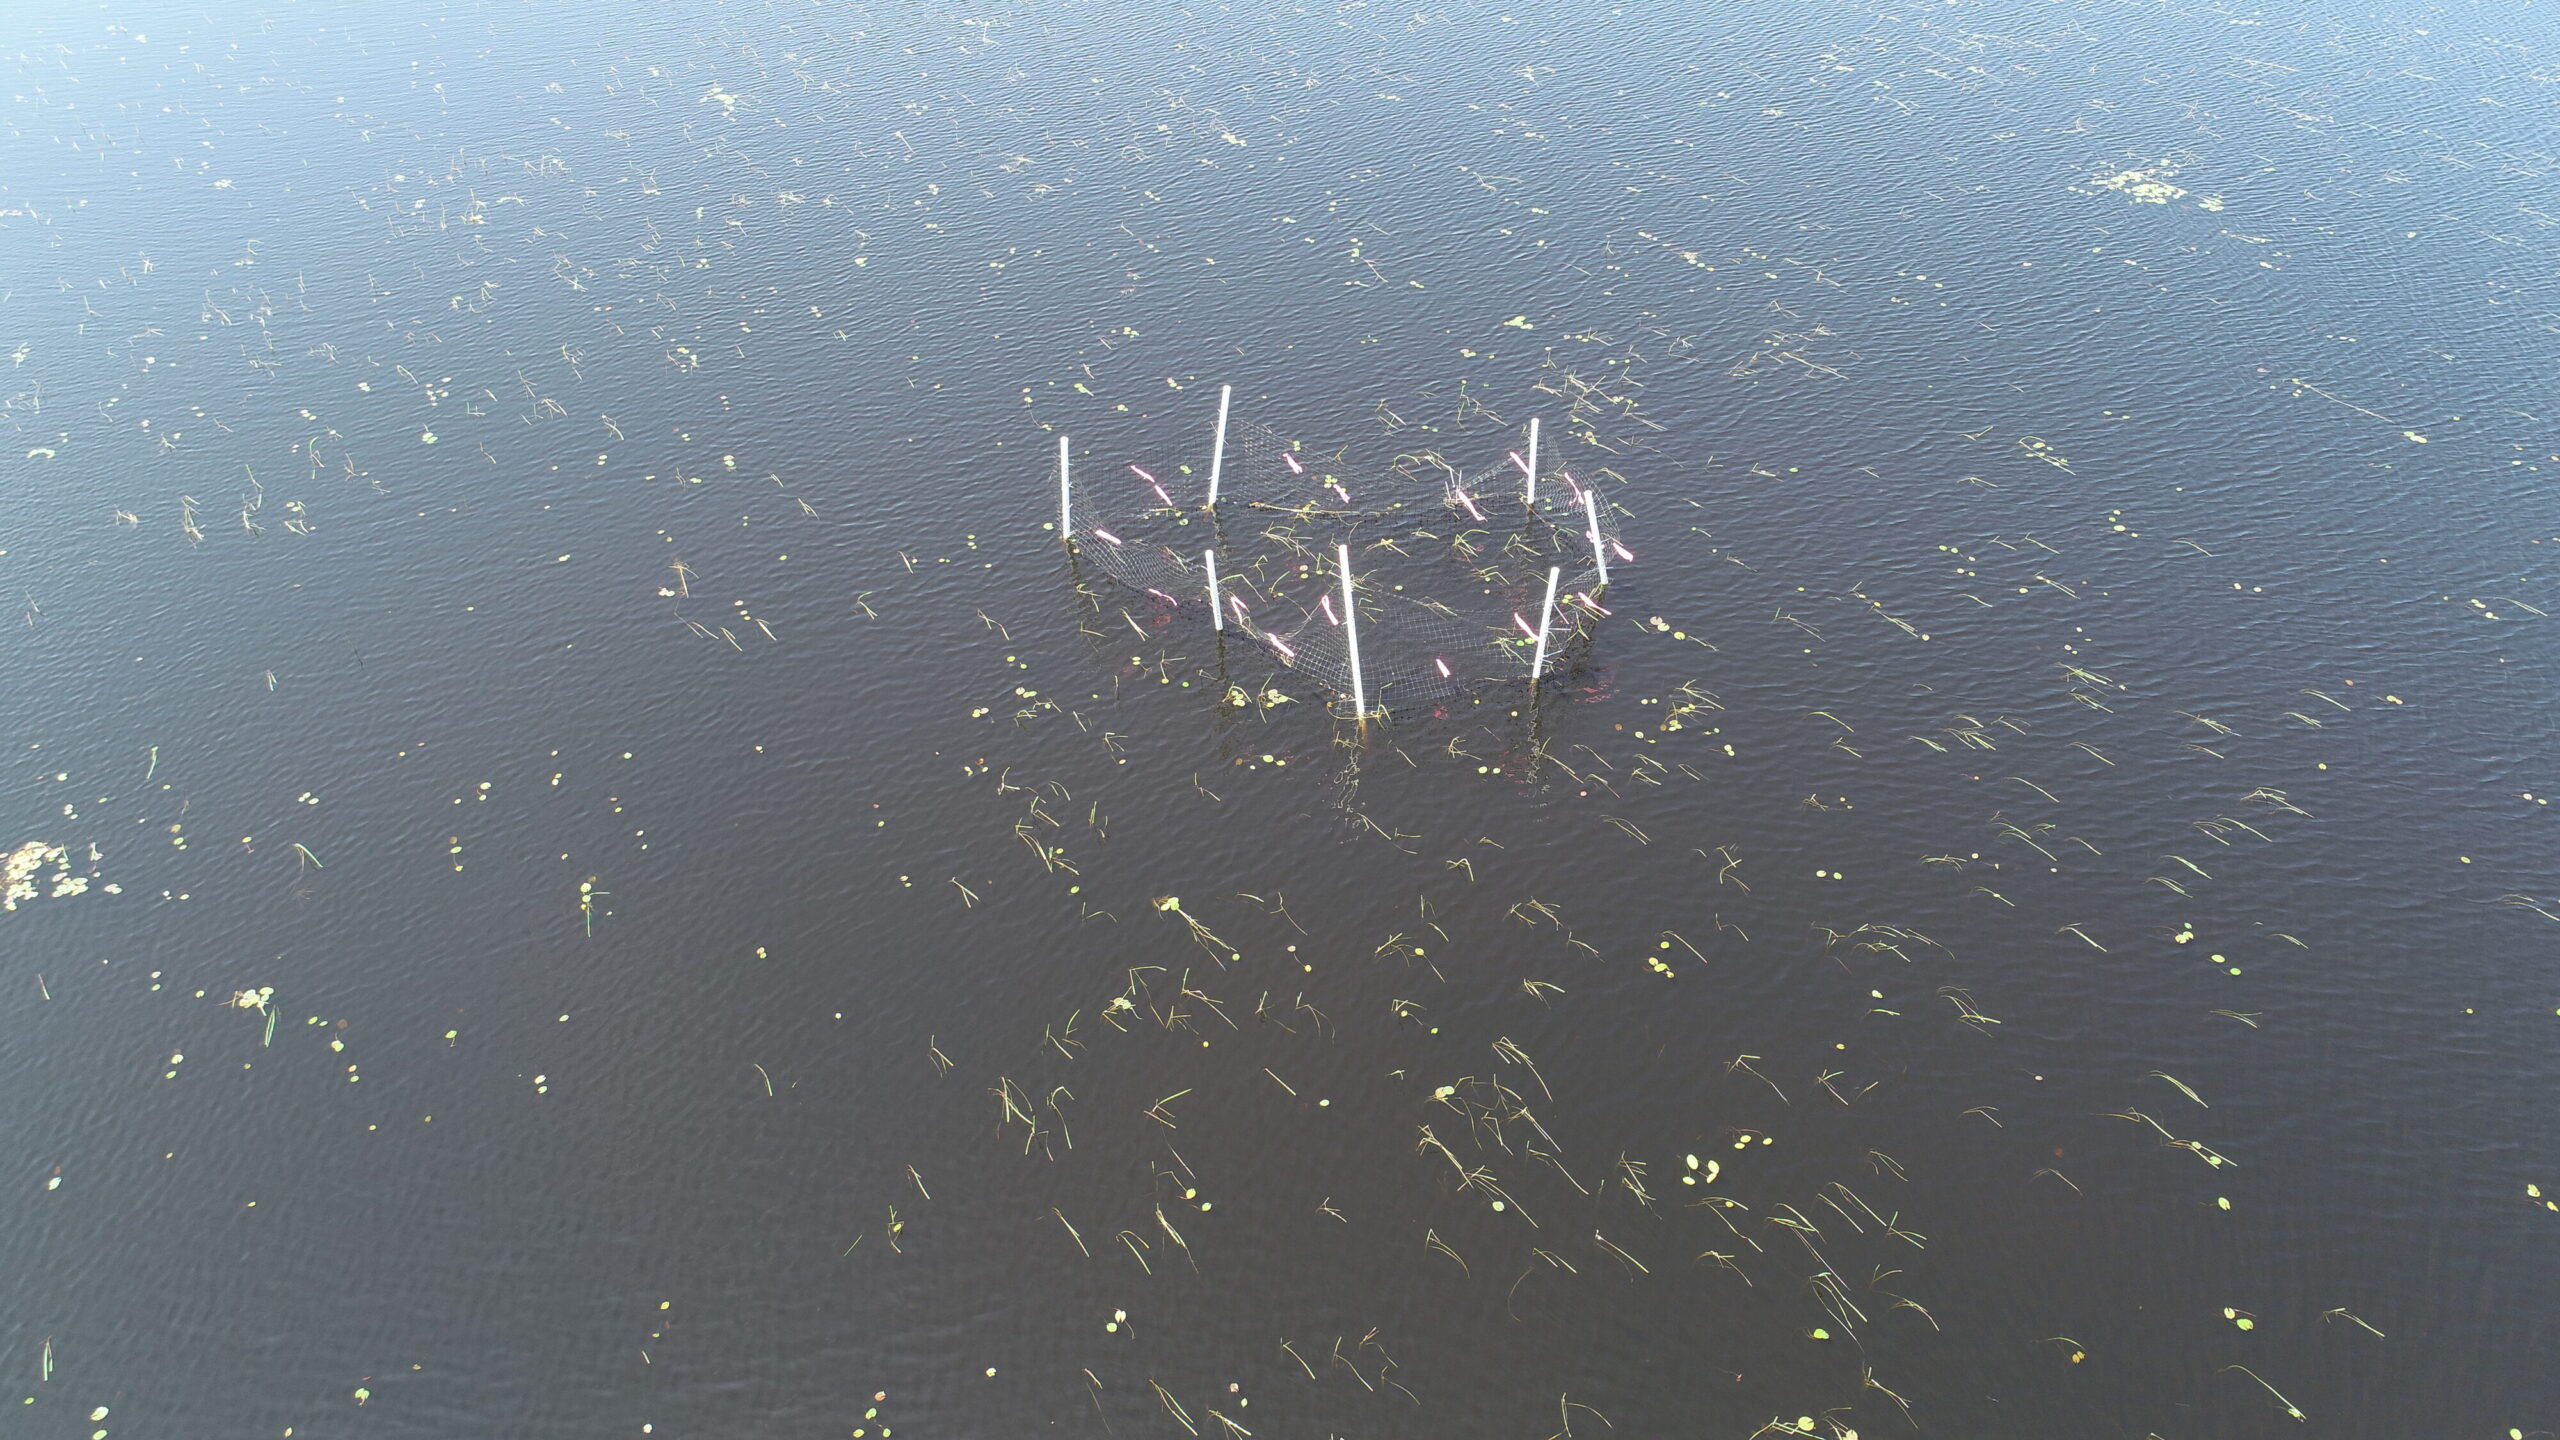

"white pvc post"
[1204,549,1223,630]
[1338,542,1365,718]
[1525,416,1540,506]
[1583,488,1609,587]
[1205,384,1231,508]
[1057,435,1072,542]
[1531,564,1561,684]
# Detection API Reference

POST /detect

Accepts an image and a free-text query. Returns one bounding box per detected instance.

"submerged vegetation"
[2,0,2554,1437]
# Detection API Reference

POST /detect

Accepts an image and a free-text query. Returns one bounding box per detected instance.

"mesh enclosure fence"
[1063,414,1629,717]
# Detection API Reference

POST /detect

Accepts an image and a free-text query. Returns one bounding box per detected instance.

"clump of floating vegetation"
[4,841,103,910]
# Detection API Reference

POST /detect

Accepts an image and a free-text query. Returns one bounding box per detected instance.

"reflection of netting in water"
[1067,420,1628,715]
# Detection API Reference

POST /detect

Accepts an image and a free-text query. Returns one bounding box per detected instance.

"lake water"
[4,1,2556,1436]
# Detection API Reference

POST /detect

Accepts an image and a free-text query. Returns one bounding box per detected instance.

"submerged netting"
[1061,411,1629,715]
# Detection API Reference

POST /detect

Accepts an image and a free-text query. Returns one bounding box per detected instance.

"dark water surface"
[4,1,2557,1436]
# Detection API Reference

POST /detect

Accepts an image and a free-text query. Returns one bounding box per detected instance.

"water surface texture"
[4,2,2557,1437]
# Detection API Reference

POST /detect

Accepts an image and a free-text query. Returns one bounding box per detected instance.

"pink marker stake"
[1434,657,1452,678]
[1092,527,1124,546]
[1282,452,1304,476]
[1450,483,1486,522]
[1319,593,1340,625]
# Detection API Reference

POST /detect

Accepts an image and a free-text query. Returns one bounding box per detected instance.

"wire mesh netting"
[1062,410,1629,716]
